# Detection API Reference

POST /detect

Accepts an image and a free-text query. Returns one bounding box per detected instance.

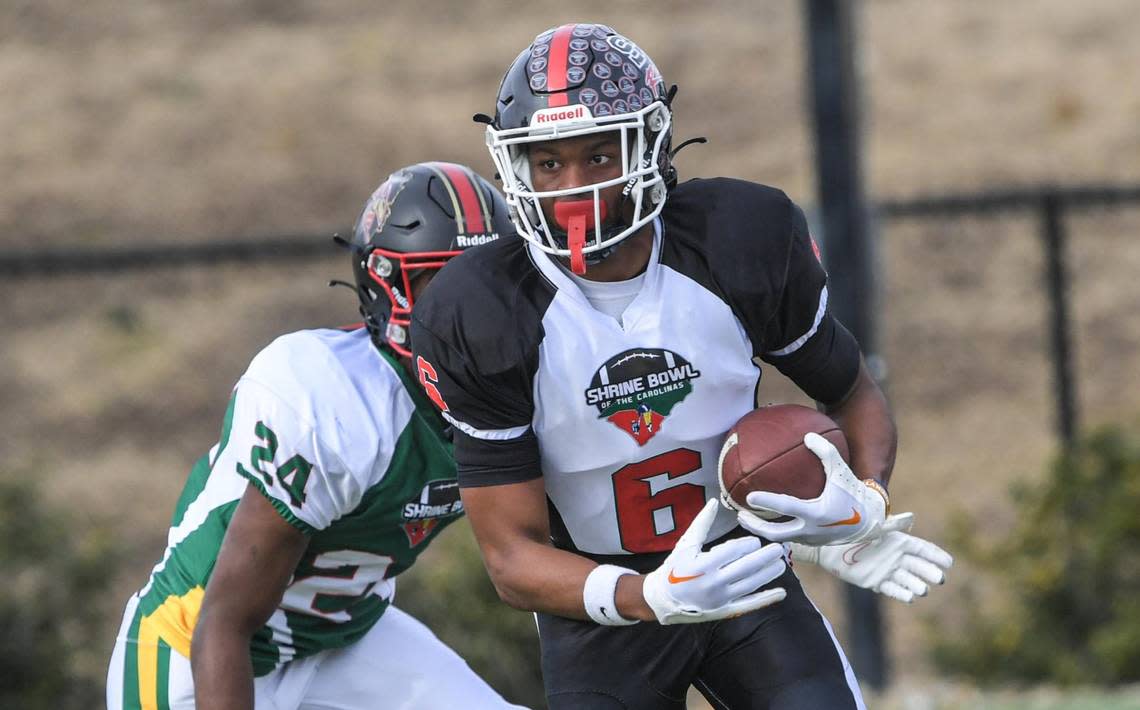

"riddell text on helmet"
[532,105,594,124]
[456,233,500,248]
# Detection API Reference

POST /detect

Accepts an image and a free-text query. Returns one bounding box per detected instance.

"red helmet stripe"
[434,163,486,235]
[545,24,575,107]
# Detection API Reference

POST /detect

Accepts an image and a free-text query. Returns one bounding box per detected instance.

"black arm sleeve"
[661,180,861,404]
[758,203,861,404]
[409,242,551,487]
[411,316,543,488]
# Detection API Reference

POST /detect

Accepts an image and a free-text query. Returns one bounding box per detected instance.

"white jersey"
[124,327,460,680]
[412,178,861,568]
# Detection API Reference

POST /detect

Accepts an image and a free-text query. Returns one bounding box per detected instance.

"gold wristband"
[862,479,891,515]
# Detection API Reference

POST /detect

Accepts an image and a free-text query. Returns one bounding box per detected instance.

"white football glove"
[737,433,889,545]
[790,513,954,603]
[642,499,788,624]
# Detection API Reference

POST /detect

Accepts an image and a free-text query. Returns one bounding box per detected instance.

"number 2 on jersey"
[287,550,395,622]
[611,448,705,553]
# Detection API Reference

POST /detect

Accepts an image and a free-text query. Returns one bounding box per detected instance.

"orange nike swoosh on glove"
[821,508,861,527]
[668,570,705,584]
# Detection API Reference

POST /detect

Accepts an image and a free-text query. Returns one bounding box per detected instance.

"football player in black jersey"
[411,23,952,710]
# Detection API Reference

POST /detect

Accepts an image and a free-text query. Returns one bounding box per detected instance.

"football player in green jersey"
[106,162,526,710]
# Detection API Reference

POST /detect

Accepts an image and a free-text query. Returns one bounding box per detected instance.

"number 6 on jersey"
[611,448,706,553]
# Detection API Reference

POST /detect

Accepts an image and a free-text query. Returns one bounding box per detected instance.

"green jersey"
[128,327,460,676]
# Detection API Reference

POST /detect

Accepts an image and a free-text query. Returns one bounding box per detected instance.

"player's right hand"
[642,499,787,624]
[737,433,889,546]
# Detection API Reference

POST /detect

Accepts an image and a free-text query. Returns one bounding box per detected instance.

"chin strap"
[554,200,608,275]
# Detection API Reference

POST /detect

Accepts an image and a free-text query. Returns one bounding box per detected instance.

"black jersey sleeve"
[662,179,860,405]
[758,202,861,404]
[410,240,548,487]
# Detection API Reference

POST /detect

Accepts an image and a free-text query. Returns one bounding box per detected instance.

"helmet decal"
[514,22,666,121]
[348,162,512,357]
[357,172,411,243]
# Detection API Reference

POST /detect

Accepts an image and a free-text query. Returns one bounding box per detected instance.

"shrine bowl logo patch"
[584,348,701,445]
[401,479,462,547]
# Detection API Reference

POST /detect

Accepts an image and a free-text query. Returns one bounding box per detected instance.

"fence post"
[803,0,887,689]
[1041,192,1078,446]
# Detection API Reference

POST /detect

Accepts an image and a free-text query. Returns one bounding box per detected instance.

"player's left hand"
[789,513,954,603]
[736,432,889,545]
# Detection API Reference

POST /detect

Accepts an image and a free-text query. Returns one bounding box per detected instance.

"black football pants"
[536,567,863,710]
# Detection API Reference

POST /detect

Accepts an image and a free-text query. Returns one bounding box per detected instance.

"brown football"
[717,404,850,519]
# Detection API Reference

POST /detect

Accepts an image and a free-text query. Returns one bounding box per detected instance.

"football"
[717,404,850,519]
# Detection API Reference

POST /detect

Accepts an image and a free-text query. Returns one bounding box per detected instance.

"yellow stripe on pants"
[137,586,204,710]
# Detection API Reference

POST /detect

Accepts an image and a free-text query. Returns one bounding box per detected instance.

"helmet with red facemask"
[348,162,512,357]
[485,23,674,273]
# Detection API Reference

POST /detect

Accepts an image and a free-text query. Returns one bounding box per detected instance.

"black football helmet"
[348,162,512,357]
[485,23,674,266]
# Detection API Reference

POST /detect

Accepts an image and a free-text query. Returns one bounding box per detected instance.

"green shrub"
[0,475,121,709]
[932,425,1140,684]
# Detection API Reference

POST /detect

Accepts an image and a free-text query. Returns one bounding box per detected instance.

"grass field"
[866,683,1140,710]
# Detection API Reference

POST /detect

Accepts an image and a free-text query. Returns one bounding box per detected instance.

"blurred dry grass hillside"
[2,0,1139,706]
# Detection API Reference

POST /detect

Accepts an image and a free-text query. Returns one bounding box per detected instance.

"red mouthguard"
[554,200,607,275]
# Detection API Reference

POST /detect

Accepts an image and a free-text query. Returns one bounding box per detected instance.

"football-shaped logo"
[583,348,701,445]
